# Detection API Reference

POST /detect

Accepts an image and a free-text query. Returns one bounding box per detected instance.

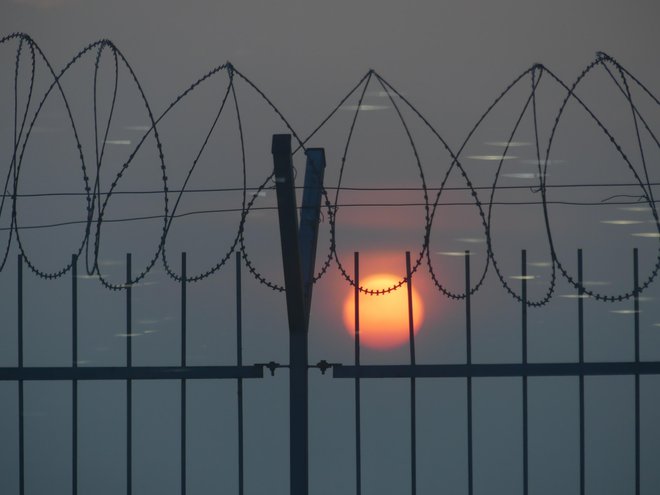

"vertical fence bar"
[126,253,132,495]
[405,252,417,495]
[181,252,187,495]
[521,250,528,495]
[354,252,361,495]
[633,248,640,495]
[72,254,78,495]
[236,251,244,495]
[18,254,24,495]
[578,249,585,495]
[465,251,473,495]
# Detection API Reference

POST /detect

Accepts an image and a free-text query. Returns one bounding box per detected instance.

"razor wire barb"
[1,33,658,305]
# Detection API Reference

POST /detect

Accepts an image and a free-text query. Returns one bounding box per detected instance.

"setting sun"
[342,273,425,349]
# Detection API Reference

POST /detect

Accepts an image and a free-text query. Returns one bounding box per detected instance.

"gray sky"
[1,1,660,494]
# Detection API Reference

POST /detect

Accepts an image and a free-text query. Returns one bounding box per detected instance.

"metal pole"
[18,254,24,495]
[633,248,640,495]
[126,253,132,495]
[521,250,528,495]
[578,249,585,495]
[236,251,245,495]
[181,252,187,495]
[354,251,362,495]
[273,134,308,495]
[465,251,473,495]
[405,252,417,495]
[72,254,78,495]
[272,135,325,495]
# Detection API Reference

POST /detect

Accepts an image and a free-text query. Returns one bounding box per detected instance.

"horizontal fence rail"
[0,366,264,380]
[332,362,660,378]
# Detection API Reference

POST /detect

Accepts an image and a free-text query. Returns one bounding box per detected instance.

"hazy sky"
[1,1,660,494]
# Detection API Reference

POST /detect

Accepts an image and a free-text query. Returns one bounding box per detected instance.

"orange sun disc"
[342,273,425,349]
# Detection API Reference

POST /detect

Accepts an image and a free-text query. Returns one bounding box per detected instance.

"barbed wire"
[1,33,658,304]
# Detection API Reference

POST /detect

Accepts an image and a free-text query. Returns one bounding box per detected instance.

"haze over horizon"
[1,1,660,494]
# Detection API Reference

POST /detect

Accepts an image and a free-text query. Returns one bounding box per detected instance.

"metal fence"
[2,245,660,495]
[1,34,660,494]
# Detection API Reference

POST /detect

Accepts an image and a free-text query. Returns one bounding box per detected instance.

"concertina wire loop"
[1,33,658,305]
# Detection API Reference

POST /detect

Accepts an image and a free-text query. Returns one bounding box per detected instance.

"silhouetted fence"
[1,33,660,495]
[2,246,660,495]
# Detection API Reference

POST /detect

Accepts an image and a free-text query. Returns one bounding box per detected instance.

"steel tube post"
[126,253,132,495]
[354,252,362,495]
[465,251,473,495]
[272,135,325,495]
[273,134,308,495]
[633,248,640,495]
[578,249,585,495]
[181,252,187,495]
[18,255,24,495]
[521,250,528,495]
[405,252,417,495]
[236,251,245,495]
[72,254,78,495]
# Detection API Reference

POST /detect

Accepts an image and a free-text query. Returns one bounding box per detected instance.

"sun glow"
[342,273,425,349]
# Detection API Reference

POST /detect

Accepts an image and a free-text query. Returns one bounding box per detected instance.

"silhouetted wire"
[374,57,659,303]
[598,53,660,185]
[1,34,658,303]
[1,34,310,289]
[5,197,658,232]
[539,55,660,302]
[295,71,373,154]
[159,64,240,283]
[0,35,33,275]
[375,66,530,300]
[323,70,432,296]
[7,34,94,282]
[228,67,328,293]
[5,180,660,198]
[91,42,170,290]
[480,65,558,307]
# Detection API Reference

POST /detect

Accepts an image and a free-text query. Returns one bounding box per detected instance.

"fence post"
[272,134,325,495]
[125,253,132,495]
